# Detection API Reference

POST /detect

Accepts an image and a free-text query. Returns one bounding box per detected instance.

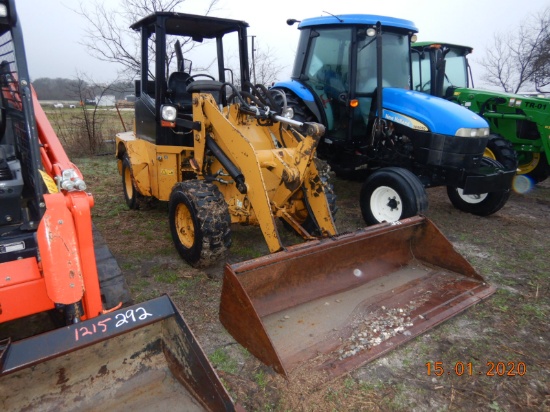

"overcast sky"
[15,0,549,90]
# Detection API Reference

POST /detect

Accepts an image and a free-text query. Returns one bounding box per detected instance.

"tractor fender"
[272,80,325,124]
[382,88,488,136]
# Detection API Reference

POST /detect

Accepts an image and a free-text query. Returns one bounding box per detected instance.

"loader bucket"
[0,296,238,411]
[220,216,495,380]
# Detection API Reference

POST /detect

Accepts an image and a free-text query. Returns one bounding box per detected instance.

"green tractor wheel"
[517,152,549,183]
[483,135,518,172]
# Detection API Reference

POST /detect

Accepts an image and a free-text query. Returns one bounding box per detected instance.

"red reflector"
[161,120,176,128]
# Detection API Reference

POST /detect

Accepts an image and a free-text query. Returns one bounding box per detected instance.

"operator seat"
[167,71,193,111]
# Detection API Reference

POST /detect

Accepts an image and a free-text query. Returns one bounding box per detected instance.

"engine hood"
[382,88,488,135]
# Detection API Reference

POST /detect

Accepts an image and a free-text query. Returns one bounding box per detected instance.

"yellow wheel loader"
[0,2,239,410]
[117,12,496,381]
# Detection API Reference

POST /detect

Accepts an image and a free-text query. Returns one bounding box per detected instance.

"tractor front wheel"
[169,180,231,267]
[360,167,428,225]
[446,158,510,216]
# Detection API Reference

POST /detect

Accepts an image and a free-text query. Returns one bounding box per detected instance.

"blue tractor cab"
[273,14,515,223]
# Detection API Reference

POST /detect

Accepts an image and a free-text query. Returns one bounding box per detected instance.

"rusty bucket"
[220,216,495,380]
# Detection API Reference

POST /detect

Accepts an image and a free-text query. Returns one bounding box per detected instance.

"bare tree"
[75,0,220,80]
[250,41,285,87]
[480,7,550,93]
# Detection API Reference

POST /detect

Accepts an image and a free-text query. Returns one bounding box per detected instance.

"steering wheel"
[185,74,216,85]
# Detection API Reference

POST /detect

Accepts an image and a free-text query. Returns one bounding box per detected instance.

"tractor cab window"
[411,49,431,93]
[442,48,468,91]
[357,32,410,93]
[355,32,411,136]
[302,28,350,135]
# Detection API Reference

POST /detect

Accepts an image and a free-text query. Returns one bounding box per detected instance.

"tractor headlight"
[161,105,177,122]
[455,127,489,138]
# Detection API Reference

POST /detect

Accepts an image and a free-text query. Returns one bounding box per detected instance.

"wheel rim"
[517,152,540,175]
[175,203,195,248]
[370,186,402,222]
[455,188,488,204]
[123,166,134,198]
[483,148,496,160]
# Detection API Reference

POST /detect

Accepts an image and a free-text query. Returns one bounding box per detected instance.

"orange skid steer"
[0,1,238,409]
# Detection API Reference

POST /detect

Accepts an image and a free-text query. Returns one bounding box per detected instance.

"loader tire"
[446,158,511,216]
[484,135,518,172]
[360,167,428,225]
[169,180,231,268]
[122,153,140,210]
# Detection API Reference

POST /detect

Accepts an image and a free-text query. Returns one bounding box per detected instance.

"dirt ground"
[85,156,549,411]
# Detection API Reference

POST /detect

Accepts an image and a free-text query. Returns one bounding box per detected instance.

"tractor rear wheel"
[484,135,518,171]
[446,158,511,216]
[121,153,140,210]
[360,167,428,225]
[169,180,231,267]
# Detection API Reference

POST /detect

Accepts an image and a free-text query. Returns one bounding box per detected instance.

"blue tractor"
[273,14,515,224]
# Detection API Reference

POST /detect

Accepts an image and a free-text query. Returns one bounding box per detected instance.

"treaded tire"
[169,180,231,268]
[446,157,511,216]
[484,134,518,172]
[121,153,140,210]
[360,167,428,225]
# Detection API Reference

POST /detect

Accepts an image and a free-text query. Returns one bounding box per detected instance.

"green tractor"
[412,41,550,183]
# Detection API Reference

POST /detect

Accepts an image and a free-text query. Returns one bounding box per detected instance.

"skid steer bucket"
[220,216,495,380]
[0,296,238,411]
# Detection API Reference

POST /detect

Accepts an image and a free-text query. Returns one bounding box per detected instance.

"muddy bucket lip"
[220,216,496,381]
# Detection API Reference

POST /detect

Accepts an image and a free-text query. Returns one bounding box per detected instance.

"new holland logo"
[382,109,428,131]
[160,169,175,176]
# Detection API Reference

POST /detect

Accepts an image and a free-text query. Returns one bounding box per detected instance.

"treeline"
[32,78,134,101]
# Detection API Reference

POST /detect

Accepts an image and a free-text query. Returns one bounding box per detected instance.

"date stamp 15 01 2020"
[426,361,527,377]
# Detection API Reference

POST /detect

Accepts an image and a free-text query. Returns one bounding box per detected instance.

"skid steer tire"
[121,153,140,210]
[360,167,428,225]
[484,135,518,172]
[169,180,231,268]
[93,225,132,308]
[446,158,511,216]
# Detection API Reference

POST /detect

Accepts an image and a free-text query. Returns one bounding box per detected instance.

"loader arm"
[193,93,336,252]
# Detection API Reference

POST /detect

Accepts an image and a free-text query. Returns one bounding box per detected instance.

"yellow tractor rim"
[483,147,496,160]
[517,152,541,175]
[175,203,195,248]
[124,166,134,198]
